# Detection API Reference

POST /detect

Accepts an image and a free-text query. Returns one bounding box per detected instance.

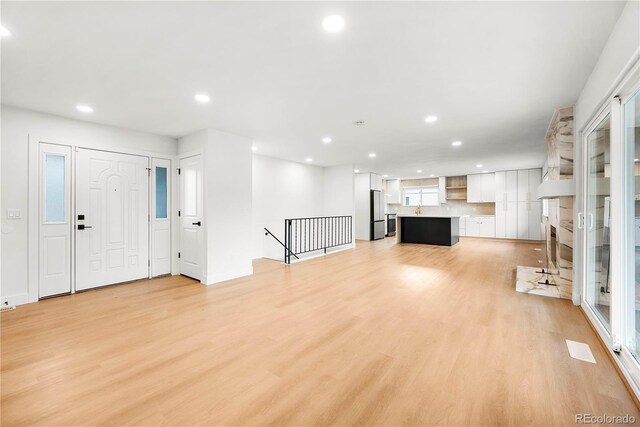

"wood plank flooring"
[2,238,638,426]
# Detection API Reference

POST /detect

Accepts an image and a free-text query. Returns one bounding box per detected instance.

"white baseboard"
[203,266,254,286]
[1,292,31,308]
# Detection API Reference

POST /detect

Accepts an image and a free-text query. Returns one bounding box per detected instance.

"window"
[403,186,439,206]
[44,154,65,222]
[155,166,168,219]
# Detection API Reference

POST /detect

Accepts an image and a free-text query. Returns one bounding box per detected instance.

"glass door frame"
[579,62,640,396]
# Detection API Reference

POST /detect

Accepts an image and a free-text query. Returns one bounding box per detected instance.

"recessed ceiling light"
[251,146,258,151]
[306,158,313,163]
[483,170,489,173]
[476,164,483,168]
[452,141,462,146]
[322,15,345,33]
[194,93,210,103]
[424,116,438,123]
[635,158,639,162]
[322,137,332,143]
[417,169,423,173]
[1,26,11,37]
[430,174,435,177]
[382,174,388,178]
[76,105,93,113]
[368,153,376,158]
[354,169,360,173]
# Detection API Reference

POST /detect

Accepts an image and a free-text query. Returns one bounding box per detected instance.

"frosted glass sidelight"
[155,166,168,219]
[45,154,65,222]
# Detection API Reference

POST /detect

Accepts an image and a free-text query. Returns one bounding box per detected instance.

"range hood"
[537,179,575,199]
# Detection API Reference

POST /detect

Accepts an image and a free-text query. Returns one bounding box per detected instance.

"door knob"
[192,221,201,226]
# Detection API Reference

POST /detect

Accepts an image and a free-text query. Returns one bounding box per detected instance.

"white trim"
[177,150,205,283]
[27,134,177,305]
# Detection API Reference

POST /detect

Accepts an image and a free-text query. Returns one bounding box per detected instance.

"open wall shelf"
[445,176,467,201]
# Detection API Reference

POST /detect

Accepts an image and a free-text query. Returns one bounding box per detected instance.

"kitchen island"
[396,215,460,246]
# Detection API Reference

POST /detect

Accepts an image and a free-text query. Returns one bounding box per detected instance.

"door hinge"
[147,168,151,176]
[177,168,181,175]
[178,210,181,217]
[178,252,181,258]
[148,214,150,222]
[148,259,150,267]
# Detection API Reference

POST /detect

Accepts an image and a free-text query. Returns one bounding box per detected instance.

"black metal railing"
[264,228,300,261]
[283,216,353,264]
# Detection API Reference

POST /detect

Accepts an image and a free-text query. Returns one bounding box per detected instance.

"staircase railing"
[264,228,300,261]
[283,216,353,264]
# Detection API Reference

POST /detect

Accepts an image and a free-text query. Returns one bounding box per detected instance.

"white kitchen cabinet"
[528,168,541,200]
[386,179,401,204]
[481,173,495,202]
[517,202,528,239]
[506,202,518,238]
[517,200,543,240]
[495,200,518,239]
[438,177,447,204]
[370,173,383,191]
[517,170,529,202]
[479,217,495,238]
[467,174,482,203]
[459,217,466,236]
[466,217,480,237]
[465,216,495,238]
[495,201,506,238]
[467,173,495,203]
[528,201,542,240]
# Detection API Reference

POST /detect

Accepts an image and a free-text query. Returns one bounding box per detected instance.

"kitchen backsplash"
[387,200,496,216]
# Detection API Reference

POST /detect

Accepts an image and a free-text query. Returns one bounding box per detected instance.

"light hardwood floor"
[2,238,638,426]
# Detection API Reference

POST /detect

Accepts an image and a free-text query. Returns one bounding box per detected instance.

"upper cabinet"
[386,179,401,204]
[370,173,383,191]
[517,169,541,201]
[438,177,447,204]
[494,170,518,203]
[467,173,495,203]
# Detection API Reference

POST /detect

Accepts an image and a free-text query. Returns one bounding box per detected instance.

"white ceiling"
[1,1,625,178]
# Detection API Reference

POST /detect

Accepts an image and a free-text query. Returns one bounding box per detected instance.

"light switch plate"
[6,209,21,219]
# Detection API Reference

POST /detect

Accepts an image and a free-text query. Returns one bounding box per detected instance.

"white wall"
[177,129,253,284]
[252,155,324,260]
[574,1,640,133]
[0,105,177,305]
[323,164,355,218]
[573,1,639,306]
[252,156,355,261]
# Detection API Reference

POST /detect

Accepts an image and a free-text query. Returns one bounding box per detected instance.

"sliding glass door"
[585,113,612,330]
[624,90,640,361]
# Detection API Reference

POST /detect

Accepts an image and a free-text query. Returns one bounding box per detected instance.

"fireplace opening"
[550,225,557,267]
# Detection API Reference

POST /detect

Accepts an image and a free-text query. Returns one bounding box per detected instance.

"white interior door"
[179,155,203,280]
[151,158,171,276]
[75,149,149,290]
[39,143,72,297]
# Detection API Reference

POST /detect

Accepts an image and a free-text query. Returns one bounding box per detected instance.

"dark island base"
[400,216,460,246]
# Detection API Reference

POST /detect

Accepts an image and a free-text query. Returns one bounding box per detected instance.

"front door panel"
[76,149,149,290]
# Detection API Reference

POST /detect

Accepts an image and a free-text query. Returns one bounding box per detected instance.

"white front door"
[75,149,149,290]
[39,143,72,297]
[179,155,203,280]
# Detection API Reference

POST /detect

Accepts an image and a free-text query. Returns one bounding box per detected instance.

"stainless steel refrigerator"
[370,190,385,240]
